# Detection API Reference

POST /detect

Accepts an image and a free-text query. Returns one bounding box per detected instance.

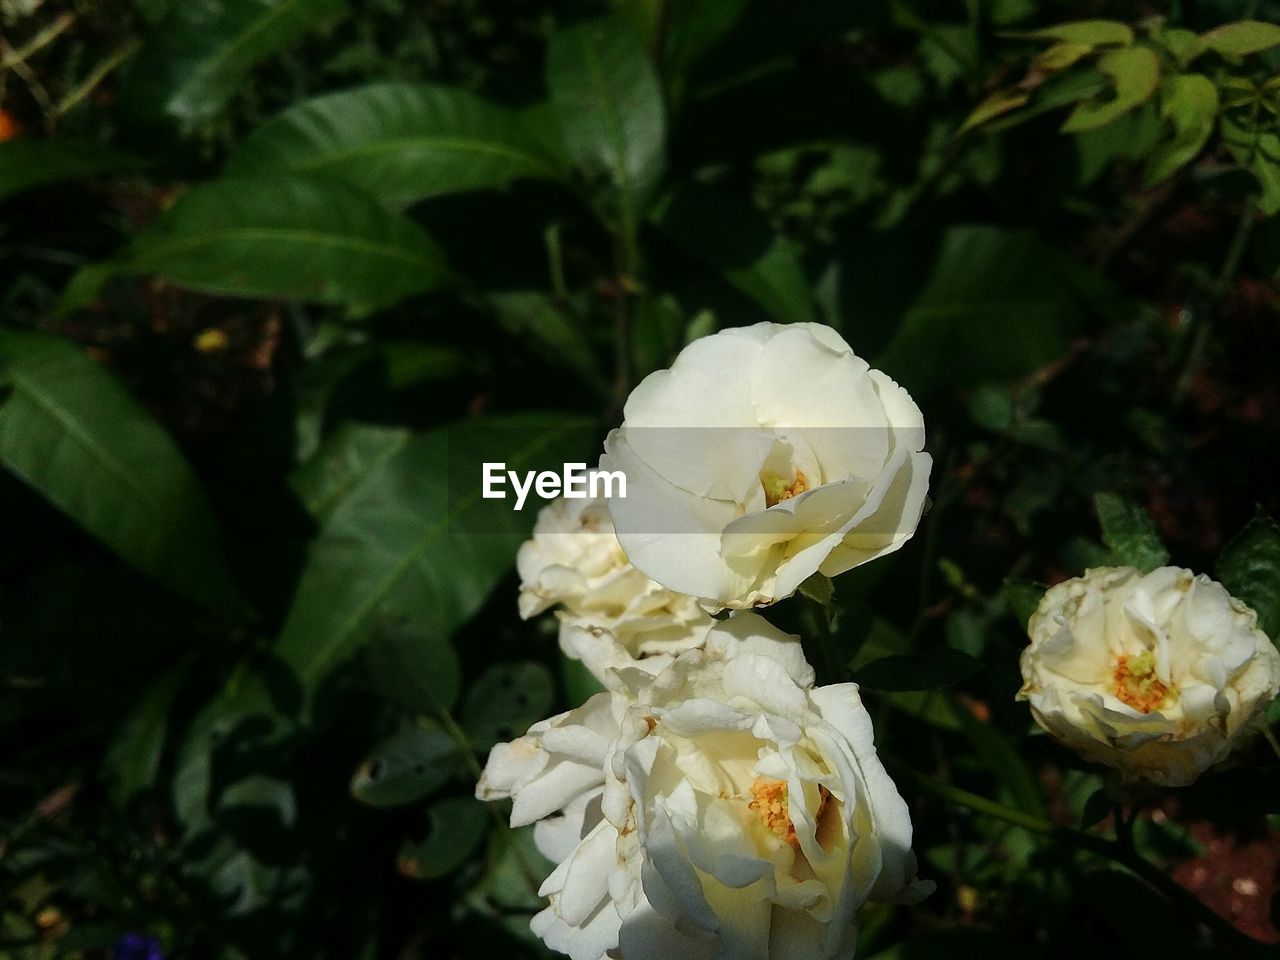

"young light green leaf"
[1012,20,1133,47]
[124,0,347,126]
[226,83,568,208]
[959,88,1031,134]
[652,185,814,322]
[1094,492,1169,573]
[0,331,244,614]
[1221,116,1280,216]
[0,139,141,202]
[400,796,489,880]
[351,726,460,807]
[1145,74,1219,185]
[461,661,554,750]
[1200,20,1280,57]
[64,176,447,312]
[273,414,592,693]
[1216,510,1280,640]
[1061,46,1160,133]
[547,16,666,225]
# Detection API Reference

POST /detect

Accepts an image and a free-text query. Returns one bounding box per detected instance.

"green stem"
[890,762,1271,956]
[1261,724,1280,763]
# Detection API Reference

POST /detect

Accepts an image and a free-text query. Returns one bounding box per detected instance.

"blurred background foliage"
[2,0,1280,957]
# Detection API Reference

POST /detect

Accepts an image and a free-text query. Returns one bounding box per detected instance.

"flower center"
[747,777,830,848]
[1112,651,1172,713]
[761,470,809,507]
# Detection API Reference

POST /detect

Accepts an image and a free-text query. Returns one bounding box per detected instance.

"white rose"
[1018,566,1280,786]
[600,322,931,608]
[477,613,933,960]
[517,495,713,683]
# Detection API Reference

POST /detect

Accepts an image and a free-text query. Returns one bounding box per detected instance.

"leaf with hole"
[461,662,554,750]
[400,796,489,880]
[0,331,244,614]
[227,83,568,207]
[351,727,460,807]
[1094,492,1169,573]
[63,176,447,313]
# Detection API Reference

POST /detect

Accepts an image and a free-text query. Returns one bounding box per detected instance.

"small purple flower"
[112,933,164,960]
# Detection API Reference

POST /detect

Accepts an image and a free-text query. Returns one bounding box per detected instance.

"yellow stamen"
[1113,651,1172,713]
[762,470,809,507]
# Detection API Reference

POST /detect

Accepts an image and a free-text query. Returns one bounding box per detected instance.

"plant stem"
[890,762,1271,956]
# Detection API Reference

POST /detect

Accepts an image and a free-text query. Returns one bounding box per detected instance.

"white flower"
[518,495,713,684]
[1018,566,1280,786]
[600,322,931,609]
[477,613,932,960]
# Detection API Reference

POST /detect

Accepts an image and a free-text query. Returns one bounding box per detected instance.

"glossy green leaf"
[1061,47,1160,133]
[1145,74,1219,185]
[852,648,983,692]
[226,83,567,207]
[1200,20,1280,57]
[365,620,462,716]
[125,0,347,125]
[350,726,459,807]
[1012,20,1133,47]
[0,139,141,203]
[290,422,411,523]
[1216,510,1280,640]
[1094,492,1169,573]
[64,176,447,312]
[0,331,243,613]
[273,414,592,692]
[461,661,554,750]
[876,226,1107,394]
[400,796,489,880]
[653,185,814,322]
[102,665,189,807]
[547,16,666,224]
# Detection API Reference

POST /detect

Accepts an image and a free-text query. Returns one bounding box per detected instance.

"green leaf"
[0,139,141,203]
[489,292,610,396]
[217,774,297,828]
[652,185,814,322]
[1200,20,1280,57]
[289,422,412,523]
[1061,46,1161,133]
[852,648,983,692]
[461,662,554,750]
[876,226,1107,395]
[1081,788,1112,829]
[1005,578,1047,630]
[949,695,1046,816]
[351,726,459,807]
[1012,20,1133,47]
[1094,492,1169,573]
[102,665,189,807]
[960,88,1031,134]
[400,796,489,880]
[1221,116,1280,216]
[1145,74,1219,185]
[273,414,592,693]
[365,620,462,716]
[64,176,447,312]
[226,83,567,208]
[124,0,347,126]
[547,16,666,224]
[0,331,243,614]
[1216,510,1280,640]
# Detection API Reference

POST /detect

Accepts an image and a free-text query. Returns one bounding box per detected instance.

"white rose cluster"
[478,615,933,960]
[600,322,932,609]
[1018,566,1280,786]
[517,493,713,684]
